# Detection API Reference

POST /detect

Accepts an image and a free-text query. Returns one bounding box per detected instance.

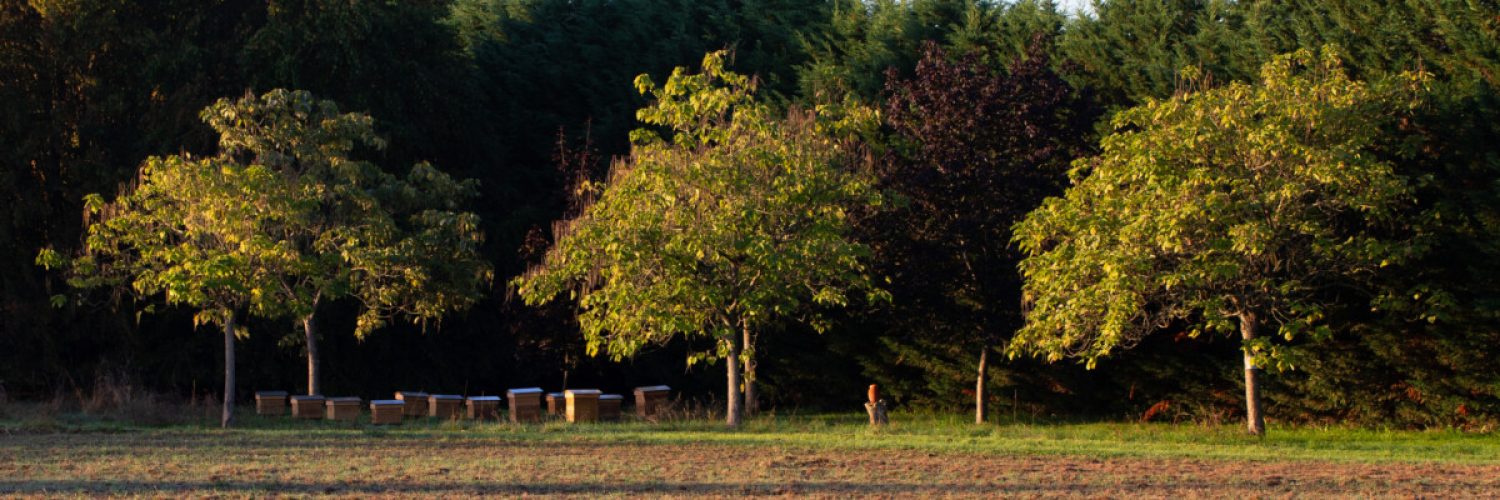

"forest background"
[3,0,1498,428]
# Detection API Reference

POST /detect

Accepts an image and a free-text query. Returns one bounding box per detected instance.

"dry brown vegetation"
[3,430,1498,497]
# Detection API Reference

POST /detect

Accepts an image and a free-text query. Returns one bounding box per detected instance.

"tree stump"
[865,401,889,426]
[865,384,888,426]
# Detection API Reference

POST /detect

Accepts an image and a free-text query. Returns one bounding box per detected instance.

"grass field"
[4,406,1500,497]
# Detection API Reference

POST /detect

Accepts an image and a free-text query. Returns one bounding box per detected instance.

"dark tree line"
[4,0,1500,428]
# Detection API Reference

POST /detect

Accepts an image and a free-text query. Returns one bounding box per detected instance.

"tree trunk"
[221,313,237,429]
[726,330,744,428]
[1240,311,1266,437]
[975,347,988,425]
[303,312,321,396]
[743,327,757,415]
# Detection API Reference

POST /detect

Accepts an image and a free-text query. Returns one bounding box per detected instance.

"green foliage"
[55,152,298,329]
[242,0,489,170]
[40,88,490,337]
[1011,48,1431,369]
[947,0,1069,69]
[196,89,492,337]
[514,51,886,362]
[798,0,977,102]
[1060,0,1258,107]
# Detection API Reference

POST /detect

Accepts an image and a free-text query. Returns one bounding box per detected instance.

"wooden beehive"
[545,392,565,416]
[370,400,404,425]
[599,394,623,421]
[255,390,288,416]
[565,389,601,423]
[395,391,428,417]
[291,395,325,419]
[506,387,543,423]
[633,385,671,419]
[325,397,362,421]
[466,396,501,420]
[429,394,463,419]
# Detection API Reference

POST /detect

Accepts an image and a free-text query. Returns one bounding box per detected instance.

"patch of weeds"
[15,417,66,433]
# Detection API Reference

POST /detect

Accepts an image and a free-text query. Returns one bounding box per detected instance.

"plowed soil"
[3,431,1496,497]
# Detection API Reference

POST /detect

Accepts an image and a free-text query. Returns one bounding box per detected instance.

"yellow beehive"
[633,385,670,420]
[395,391,428,417]
[565,389,601,423]
[429,394,463,419]
[255,391,288,416]
[506,387,543,423]
[291,395,325,419]
[325,397,361,421]
[370,400,404,425]
[466,396,501,420]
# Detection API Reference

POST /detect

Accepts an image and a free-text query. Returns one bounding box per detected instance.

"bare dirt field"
[4,430,1498,497]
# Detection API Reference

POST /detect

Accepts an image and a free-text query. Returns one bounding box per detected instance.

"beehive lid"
[565,389,602,396]
[371,399,404,406]
[255,390,289,397]
[599,394,624,401]
[291,395,325,402]
[468,396,501,402]
[546,392,564,398]
[396,391,428,399]
[507,387,543,396]
[634,385,670,393]
[430,394,463,401]
[327,397,362,404]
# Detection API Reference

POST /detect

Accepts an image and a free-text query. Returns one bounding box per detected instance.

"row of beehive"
[254,386,671,425]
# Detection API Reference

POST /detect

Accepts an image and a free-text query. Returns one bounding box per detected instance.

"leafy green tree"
[1237,0,1500,426]
[38,153,306,428]
[1009,49,1430,435]
[513,52,886,427]
[198,89,492,395]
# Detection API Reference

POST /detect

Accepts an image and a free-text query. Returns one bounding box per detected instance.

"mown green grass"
[5,404,1493,465]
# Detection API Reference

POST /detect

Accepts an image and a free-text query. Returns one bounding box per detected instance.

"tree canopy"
[1009,48,1431,434]
[197,89,492,394]
[38,88,491,417]
[513,51,886,426]
[36,149,303,427]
